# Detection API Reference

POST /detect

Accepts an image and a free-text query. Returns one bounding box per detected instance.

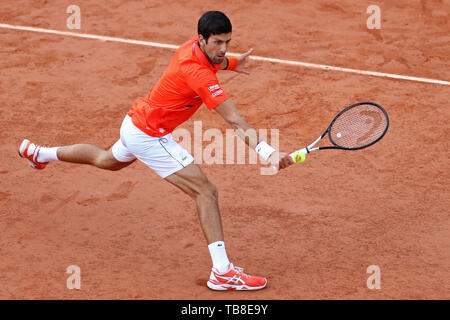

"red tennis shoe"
[19,139,48,170]
[207,263,267,291]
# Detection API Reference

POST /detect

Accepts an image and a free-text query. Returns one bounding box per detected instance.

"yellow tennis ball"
[293,151,306,164]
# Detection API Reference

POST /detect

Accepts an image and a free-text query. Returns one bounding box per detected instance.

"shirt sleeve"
[184,65,228,110]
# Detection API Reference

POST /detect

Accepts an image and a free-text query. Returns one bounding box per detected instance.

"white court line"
[1,23,449,86]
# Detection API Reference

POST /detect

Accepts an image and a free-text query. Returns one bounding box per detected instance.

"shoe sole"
[207,280,267,291]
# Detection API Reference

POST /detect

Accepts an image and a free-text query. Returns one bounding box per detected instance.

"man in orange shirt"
[19,11,294,290]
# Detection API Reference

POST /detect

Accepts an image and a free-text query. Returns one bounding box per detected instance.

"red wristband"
[226,57,238,71]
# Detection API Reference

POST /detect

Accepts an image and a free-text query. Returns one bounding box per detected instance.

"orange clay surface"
[0,0,449,299]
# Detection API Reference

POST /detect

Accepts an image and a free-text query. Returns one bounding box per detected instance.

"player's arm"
[214,99,294,169]
[214,99,258,148]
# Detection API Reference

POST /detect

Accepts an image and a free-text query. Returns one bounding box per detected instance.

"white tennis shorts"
[111,115,194,178]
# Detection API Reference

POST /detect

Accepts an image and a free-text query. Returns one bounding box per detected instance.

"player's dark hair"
[198,11,232,43]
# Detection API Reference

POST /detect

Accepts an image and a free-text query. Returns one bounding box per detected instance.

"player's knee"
[95,151,120,171]
[197,182,218,202]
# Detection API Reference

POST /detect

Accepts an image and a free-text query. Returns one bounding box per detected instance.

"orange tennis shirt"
[127,36,229,137]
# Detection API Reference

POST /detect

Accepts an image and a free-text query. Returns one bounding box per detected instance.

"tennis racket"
[290,101,389,162]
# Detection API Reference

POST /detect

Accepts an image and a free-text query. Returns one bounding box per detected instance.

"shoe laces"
[231,265,249,278]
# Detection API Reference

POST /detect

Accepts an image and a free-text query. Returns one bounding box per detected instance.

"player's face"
[199,33,232,64]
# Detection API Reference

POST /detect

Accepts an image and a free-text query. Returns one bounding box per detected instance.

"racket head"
[327,101,389,150]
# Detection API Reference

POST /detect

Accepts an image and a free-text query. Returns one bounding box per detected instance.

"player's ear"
[198,34,208,47]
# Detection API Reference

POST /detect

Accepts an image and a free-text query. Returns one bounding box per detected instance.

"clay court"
[0,0,449,299]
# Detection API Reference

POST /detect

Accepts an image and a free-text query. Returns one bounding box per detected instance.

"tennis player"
[19,11,294,290]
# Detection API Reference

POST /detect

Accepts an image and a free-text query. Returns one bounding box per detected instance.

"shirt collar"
[192,36,222,72]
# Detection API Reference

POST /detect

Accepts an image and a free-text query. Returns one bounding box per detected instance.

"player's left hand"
[235,48,253,75]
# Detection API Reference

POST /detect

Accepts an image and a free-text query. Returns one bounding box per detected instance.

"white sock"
[208,241,231,274]
[37,147,60,163]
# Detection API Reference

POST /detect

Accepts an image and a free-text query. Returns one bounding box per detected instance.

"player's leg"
[57,143,136,171]
[164,162,223,244]
[19,114,137,170]
[165,163,267,290]
[19,139,136,171]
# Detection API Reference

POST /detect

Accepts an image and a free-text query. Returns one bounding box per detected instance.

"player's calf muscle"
[57,144,118,170]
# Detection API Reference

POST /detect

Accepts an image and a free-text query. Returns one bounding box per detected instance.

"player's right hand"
[268,151,294,170]
[235,48,253,75]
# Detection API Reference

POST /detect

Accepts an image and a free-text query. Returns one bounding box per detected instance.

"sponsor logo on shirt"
[208,84,220,92]
[208,83,223,99]
[211,89,224,98]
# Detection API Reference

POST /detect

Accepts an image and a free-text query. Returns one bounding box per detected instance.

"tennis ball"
[292,151,306,164]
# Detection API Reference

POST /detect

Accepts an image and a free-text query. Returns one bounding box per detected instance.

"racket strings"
[329,104,388,149]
